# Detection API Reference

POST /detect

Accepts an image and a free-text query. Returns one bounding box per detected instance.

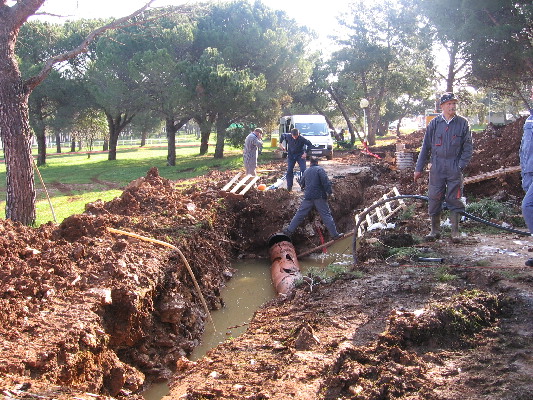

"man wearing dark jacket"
[520,86,533,266]
[283,157,343,240]
[414,92,473,243]
[279,128,313,191]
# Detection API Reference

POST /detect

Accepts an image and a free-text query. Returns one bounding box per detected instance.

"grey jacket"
[415,114,473,173]
[300,165,332,200]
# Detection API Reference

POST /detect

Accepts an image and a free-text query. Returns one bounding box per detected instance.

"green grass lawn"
[0,137,280,226]
[0,133,412,226]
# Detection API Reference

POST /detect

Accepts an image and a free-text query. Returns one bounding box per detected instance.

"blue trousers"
[286,156,307,190]
[522,172,533,233]
[286,198,339,238]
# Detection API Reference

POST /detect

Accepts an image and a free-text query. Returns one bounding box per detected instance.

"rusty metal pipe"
[268,233,302,295]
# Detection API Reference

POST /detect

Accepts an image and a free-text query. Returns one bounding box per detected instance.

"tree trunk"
[166,118,177,166]
[108,122,119,161]
[0,77,36,225]
[196,116,214,156]
[166,117,190,164]
[55,130,61,153]
[214,118,227,159]
[140,130,147,147]
[106,112,134,161]
[36,129,46,166]
[0,15,39,225]
[29,98,48,166]
[70,137,76,152]
[327,86,363,145]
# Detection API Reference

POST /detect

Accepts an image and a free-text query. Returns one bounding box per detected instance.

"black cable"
[352,195,531,264]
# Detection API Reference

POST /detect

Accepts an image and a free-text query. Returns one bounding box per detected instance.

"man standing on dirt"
[283,157,343,240]
[519,87,533,266]
[243,128,263,176]
[279,128,313,191]
[414,92,473,243]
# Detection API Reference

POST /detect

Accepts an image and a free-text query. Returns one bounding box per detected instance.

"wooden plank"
[392,187,406,207]
[239,176,260,195]
[375,206,384,222]
[384,197,393,213]
[221,172,242,192]
[230,175,253,193]
[464,166,520,185]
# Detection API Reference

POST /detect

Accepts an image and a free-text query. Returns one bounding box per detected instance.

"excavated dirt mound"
[1,118,532,399]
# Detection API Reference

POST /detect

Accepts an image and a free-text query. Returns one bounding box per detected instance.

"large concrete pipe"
[268,233,303,295]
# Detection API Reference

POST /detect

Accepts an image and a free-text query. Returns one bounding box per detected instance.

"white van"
[279,115,334,160]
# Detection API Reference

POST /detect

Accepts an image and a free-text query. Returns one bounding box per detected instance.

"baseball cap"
[440,92,458,105]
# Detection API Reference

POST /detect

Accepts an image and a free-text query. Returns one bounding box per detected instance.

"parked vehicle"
[279,115,334,160]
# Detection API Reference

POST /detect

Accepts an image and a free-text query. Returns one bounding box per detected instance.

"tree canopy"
[2,0,533,225]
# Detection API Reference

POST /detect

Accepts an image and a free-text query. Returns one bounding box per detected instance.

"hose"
[352,194,532,264]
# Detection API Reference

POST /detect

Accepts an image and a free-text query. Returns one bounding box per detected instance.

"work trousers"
[286,198,339,237]
[522,172,533,233]
[286,156,307,190]
[428,163,465,216]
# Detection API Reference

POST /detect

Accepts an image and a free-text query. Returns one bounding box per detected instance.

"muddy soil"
[1,118,532,400]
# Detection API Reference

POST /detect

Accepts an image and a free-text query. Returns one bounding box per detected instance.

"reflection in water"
[142,235,352,399]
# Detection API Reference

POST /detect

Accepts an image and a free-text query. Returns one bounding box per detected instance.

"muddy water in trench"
[142,236,353,399]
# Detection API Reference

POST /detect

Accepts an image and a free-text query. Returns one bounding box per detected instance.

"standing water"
[142,259,276,399]
[142,236,353,399]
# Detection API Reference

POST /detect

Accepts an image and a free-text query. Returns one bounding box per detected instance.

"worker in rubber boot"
[519,86,533,266]
[283,157,343,241]
[414,92,473,243]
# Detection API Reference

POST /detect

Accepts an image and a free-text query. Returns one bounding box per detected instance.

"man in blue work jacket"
[414,92,473,243]
[283,157,343,240]
[520,86,533,266]
[279,128,313,191]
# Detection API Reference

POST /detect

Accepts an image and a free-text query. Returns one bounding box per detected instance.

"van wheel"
[326,152,333,160]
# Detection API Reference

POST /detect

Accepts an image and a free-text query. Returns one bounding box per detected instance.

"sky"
[33,0,352,49]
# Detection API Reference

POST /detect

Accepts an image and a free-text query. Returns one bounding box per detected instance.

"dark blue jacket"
[415,114,473,173]
[280,134,313,160]
[300,164,332,200]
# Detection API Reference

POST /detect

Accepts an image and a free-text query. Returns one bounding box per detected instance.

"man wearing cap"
[283,157,343,240]
[519,86,533,266]
[414,92,473,243]
[279,128,314,191]
[243,128,263,176]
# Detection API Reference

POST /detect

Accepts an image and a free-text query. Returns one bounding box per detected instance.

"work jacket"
[300,164,332,200]
[415,114,473,173]
[280,134,313,160]
[520,111,533,173]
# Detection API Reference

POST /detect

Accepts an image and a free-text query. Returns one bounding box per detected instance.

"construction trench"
[1,120,533,399]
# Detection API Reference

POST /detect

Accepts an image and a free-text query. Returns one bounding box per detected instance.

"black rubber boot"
[425,215,441,241]
[450,211,463,243]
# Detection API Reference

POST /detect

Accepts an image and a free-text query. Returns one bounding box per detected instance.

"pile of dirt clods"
[0,167,235,398]
[1,117,533,400]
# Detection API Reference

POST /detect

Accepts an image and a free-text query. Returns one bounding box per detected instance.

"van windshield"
[295,122,329,136]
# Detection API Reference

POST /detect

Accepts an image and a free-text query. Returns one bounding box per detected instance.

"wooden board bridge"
[220,172,260,196]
